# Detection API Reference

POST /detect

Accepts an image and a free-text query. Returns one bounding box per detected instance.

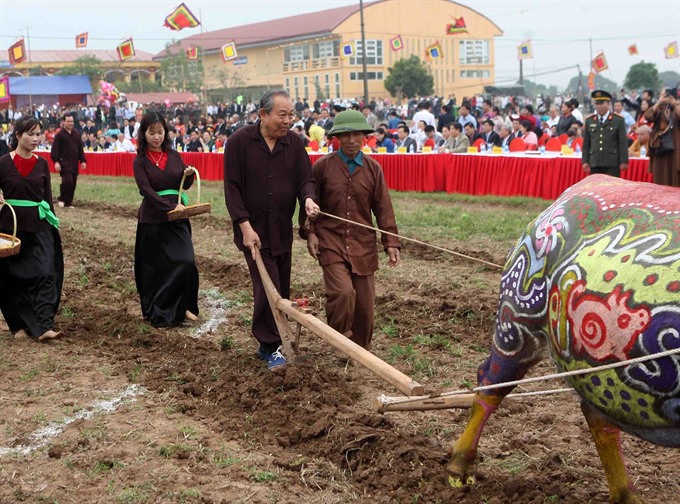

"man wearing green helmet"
[303,110,400,358]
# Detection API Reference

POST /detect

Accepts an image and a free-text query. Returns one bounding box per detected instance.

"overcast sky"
[1,0,679,90]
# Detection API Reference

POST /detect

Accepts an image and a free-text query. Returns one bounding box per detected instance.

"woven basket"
[167,166,212,221]
[0,202,21,258]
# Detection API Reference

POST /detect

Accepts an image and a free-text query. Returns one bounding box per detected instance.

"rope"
[316,210,504,270]
[441,347,680,397]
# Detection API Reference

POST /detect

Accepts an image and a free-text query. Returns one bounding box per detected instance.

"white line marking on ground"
[0,384,145,457]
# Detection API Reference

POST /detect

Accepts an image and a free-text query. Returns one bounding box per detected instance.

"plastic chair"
[545,137,562,152]
[538,133,550,147]
[472,138,485,149]
[308,140,319,151]
[558,134,568,145]
[572,137,583,151]
[509,138,526,152]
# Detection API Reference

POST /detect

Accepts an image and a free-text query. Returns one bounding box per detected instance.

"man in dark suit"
[582,90,629,178]
[480,119,501,147]
[394,125,417,152]
[437,105,456,132]
[464,123,481,145]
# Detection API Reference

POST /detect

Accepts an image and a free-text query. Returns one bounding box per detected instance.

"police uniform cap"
[591,90,612,102]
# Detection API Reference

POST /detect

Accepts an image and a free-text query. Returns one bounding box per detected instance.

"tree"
[384,55,434,100]
[58,55,104,88]
[659,70,680,89]
[624,61,660,91]
[565,73,618,96]
[209,67,247,101]
[159,42,204,93]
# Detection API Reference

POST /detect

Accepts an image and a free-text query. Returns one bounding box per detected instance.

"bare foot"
[38,330,64,342]
[57,201,65,208]
[14,329,29,340]
[185,310,198,321]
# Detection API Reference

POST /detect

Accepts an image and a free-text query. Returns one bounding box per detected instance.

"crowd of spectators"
[0,87,663,159]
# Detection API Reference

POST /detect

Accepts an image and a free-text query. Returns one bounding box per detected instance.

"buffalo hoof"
[447,474,475,488]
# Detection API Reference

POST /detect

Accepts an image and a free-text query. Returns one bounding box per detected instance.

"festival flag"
[75,32,88,48]
[390,35,403,52]
[665,41,678,59]
[592,52,608,73]
[627,44,638,56]
[0,76,10,104]
[186,46,199,60]
[446,17,467,34]
[587,71,596,91]
[116,38,135,61]
[340,41,354,59]
[426,42,443,60]
[221,41,238,62]
[517,40,533,60]
[8,39,26,65]
[164,3,200,31]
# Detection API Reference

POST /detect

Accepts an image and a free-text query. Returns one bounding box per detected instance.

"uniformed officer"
[582,90,629,177]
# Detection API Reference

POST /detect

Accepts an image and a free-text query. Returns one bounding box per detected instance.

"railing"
[283,57,340,73]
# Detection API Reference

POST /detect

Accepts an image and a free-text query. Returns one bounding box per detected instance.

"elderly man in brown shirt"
[225,89,319,370]
[305,110,400,356]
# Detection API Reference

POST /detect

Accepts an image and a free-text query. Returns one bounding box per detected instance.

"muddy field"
[1,192,678,504]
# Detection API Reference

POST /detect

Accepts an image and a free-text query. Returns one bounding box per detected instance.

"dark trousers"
[243,248,291,351]
[589,166,620,178]
[59,167,78,206]
[321,261,375,349]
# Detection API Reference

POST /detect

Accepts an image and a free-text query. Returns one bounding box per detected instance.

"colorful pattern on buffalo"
[481,175,680,446]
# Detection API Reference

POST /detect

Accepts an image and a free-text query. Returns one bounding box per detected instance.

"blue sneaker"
[266,346,287,370]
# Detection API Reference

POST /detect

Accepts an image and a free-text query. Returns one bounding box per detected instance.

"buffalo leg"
[581,400,645,504]
[446,393,503,487]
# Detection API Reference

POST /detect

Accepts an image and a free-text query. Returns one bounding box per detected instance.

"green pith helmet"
[327,110,374,137]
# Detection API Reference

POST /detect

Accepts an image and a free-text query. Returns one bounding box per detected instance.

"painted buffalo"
[447,175,680,503]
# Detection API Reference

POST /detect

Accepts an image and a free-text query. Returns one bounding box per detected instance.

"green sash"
[4,199,60,229]
[156,190,189,206]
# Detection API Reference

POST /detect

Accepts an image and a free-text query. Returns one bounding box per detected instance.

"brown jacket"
[50,127,85,170]
[307,152,399,276]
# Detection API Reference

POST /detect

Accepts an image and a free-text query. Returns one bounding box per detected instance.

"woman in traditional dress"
[133,111,199,327]
[645,88,680,187]
[0,116,63,341]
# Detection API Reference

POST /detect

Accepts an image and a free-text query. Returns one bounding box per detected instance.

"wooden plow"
[253,247,425,397]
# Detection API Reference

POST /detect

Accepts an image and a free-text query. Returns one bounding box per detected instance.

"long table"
[35,151,651,200]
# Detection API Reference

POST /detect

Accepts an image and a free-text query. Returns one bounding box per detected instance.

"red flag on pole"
[116,38,136,61]
[186,46,199,60]
[164,3,200,30]
[627,44,638,56]
[0,76,10,104]
[8,39,26,65]
[592,52,608,73]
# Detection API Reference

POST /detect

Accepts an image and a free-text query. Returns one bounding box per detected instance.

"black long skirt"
[134,220,199,328]
[0,229,63,338]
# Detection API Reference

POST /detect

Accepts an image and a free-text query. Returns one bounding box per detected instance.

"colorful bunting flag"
[390,35,403,52]
[425,42,443,60]
[592,52,608,73]
[627,44,638,56]
[186,46,199,60]
[116,38,135,61]
[446,17,467,34]
[0,76,10,104]
[75,32,88,48]
[340,41,354,59]
[221,42,238,62]
[587,71,596,91]
[665,41,678,59]
[517,40,533,60]
[8,39,26,65]
[164,3,200,31]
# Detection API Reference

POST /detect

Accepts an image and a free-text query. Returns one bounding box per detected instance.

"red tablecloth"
[35,151,651,200]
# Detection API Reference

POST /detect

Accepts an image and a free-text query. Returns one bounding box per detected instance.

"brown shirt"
[0,153,55,233]
[50,127,85,170]
[133,150,194,224]
[308,152,399,276]
[224,123,316,256]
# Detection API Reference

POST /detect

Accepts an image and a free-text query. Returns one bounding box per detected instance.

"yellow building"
[1,50,160,83]
[154,0,502,101]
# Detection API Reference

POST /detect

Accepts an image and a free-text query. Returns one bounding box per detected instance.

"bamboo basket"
[0,202,21,258]
[167,166,212,221]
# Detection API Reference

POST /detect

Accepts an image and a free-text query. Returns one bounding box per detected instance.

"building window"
[284,44,310,62]
[324,74,330,97]
[303,76,308,100]
[459,70,490,79]
[285,78,290,92]
[459,40,489,65]
[294,76,299,99]
[335,72,340,98]
[349,71,384,80]
[313,40,339,59]
[349,40,383,66]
